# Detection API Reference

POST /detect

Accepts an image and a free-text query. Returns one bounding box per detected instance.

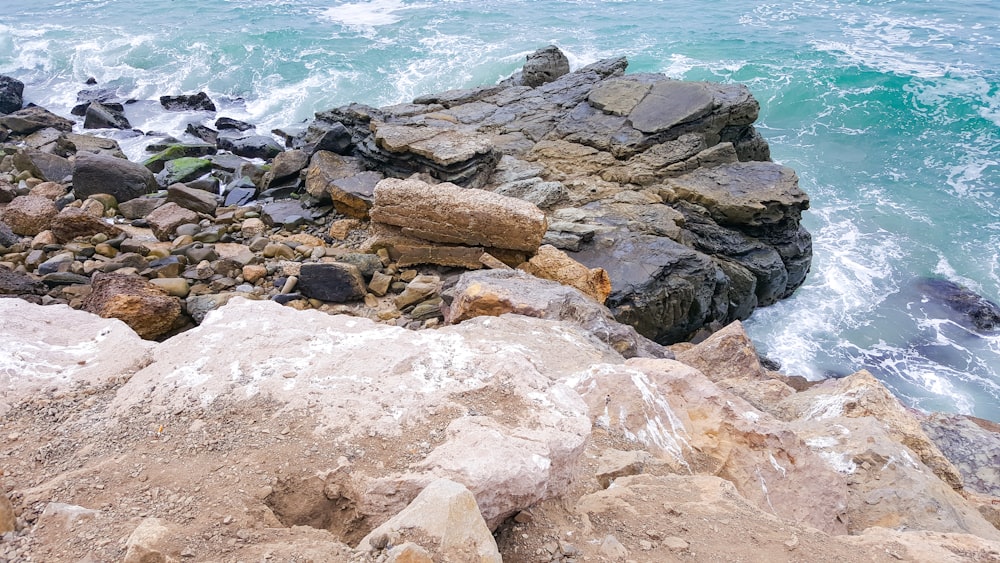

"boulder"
[0,106,73,134]
[166,182,218,215]
[145,202,199,241]
[82,273,183,340]
[123,518,178,563]
[360,123,499,188]
[357,479,501,562]
[49,206,122,243]
[143,143,217,173]
[518,244,610,303]
[0,265,46,296]
[83,101,131,129]
[160,91,215,111]
[446,269,666,359]
[1,195,58,236]
[370,178,547,253]
[329,171,382,219]
[262,149,309,188]
[292,120,353,155]
[119,196,166,219]
[0,75,24,114]
[73,152,158,203]
[157,157,212,185]
[12,149,73,183]
[914,277,1000,331]
[214,117,253,131]
[0,221,19,247]
[521,45,571,88]
[304,150,365,200]
[296,262,366,303]
[217,134,283,160]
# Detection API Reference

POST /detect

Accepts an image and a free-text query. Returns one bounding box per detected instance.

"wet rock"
[292,120,352,156]
[447,269,666,359]
[357,479,501,562]
[157,157,212,186]
[1,195,58,236]
[0,106,73,134]
[263,149,309,188]
[73,152,158,203]
[160,91,215,112]
[521,45,571,88]
[146,202,199,241]
[0,264,46,296]
[214,116,253,131]
[82,272,183,340]
[329,171,382,219]
[49,206,122,243]
[0,75,24,114]
[217,134,283,160]
[83,101,131,130]
[119,196,166,220]
[166,182,218,215]
[915,277,1000,332]
[296,262,366,303]
[143,143,217,173]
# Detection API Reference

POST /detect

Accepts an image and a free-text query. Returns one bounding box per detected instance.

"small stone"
[662,537,689,551]
[368,271,392,297]
[242,264,267,284]
[241,218,267,239]
[328,218,361,241]
[263,243,295,260]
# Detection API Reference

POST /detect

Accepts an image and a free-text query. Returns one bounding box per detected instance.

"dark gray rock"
[0,221,18,247]
[12,149,73,183]
[0,75,25,114]
[215,117,254,131]
[224,186,257,206]
[160,91,216,112]
[0,264,45,295]
[292,121,352,156]
[628,80,714,135]
[217,134,284,160]
[0,106,73,134]
[297,262,366,302]
[334,253,383,281]
[915,277,1000,332]
[261,200,313,227]
[72,153,158,203]
[522,45,571,88]
[921,413,1000,497]
[573,229,722,344]
[83,101,132,130]
[166,183,219,215]
[119,196,166,220]
[263,149,309,188]
[186,123,218,145]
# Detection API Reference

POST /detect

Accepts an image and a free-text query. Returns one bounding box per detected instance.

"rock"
[73,152,158,203]
[185,292,241,323]
[519,244,610,303]
[447,269,666,359]
[521,45,571,88]
[29,181,67,200]
[49,206,122,243]
[921,413,1000,497]
[915,277,1000,331]
[214,117,253,131]
[628,80,714,135]
[123,518,178,563]
[157,157,212,185]
[573,229,721,344]
[0,487,13,533]
[394,274,440,309]
[292,120,353,155]
[357,479,501,563]
[83,101,131,129]
[370,178,547,253]
[574,357,850,535]
[260,200,313,228]
[149,277,190,298]
[217,134,283,160]
[145,202,199,241]
[0,265,46,296]
[0,106,73,134]
[296,263,366,302]
[63,132,127,158]
[263,149,309,188]
[0,75,24,114]
[160,91,215,111]
[334,253,383,281]
[0,221,20,247]
[82,273,183,340]
[186,123,218,145]
[119,196,166,219]
[12,149,73,183]
[329,171,383,219]
[364,124,499,189]
[143,143,217,173]
[776,370,963,492]
[166,182,218,215]
[1,195,59,236]
[304,150,365,200]
[595,449,651,489]
[599,534,629,561]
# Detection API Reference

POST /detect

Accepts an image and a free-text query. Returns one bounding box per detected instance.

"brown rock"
[146,202,200,241]
[263,149,309,188]
[1,195,58,236]
[304,150,364,199]
[123,518,178,563]
[83,273,183,339]
[519,244,611,303]
[328,171,382,219]
[166,182,218,215]
[370,178,547,252]
[0,486,14,533]
[28,181,67,200]
[49,206,122,243]
[328,218,362,240]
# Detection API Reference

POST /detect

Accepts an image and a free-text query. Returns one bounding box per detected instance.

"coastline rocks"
[217,133,284,160]
[82,272,183,339]
[296,262,367,303]
[518,243,610,303]
[0,75,25,114]
[13,149,73,183]
[1,195,59,236]
[521,45,571,88]
[72,152,157,203]
[83,101,131,130]
[921,413,1000,497]
[915,276,1000,331]
[0,106,73,135]
[159,91,216,112]
[145,202,199,241]
[49,206,122,243]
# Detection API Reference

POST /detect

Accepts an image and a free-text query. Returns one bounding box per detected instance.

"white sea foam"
[319,0,417,30]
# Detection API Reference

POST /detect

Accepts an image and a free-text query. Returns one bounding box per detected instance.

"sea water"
[2,0,998,421]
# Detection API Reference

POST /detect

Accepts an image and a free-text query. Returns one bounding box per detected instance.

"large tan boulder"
[82,273,183,340]
[49,206,122,243]
[357,479,501,562]
[123,518,178,563]
[1,195,58,236]
[369,177,547,253]
[518,244,611,303]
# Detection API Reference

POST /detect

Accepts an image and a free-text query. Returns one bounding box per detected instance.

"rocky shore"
[1,47,999,562]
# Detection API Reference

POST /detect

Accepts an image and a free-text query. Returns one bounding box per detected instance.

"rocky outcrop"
[72,152,157,203]
[0,195,59,236]
[82,273,183,339]
[0,75,25,114]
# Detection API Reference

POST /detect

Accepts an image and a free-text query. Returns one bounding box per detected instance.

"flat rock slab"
[588,78,652,117]
[628,80,714,134]
[667,161,809,227]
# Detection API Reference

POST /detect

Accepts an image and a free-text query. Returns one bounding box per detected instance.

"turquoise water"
[2,0,998,420]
